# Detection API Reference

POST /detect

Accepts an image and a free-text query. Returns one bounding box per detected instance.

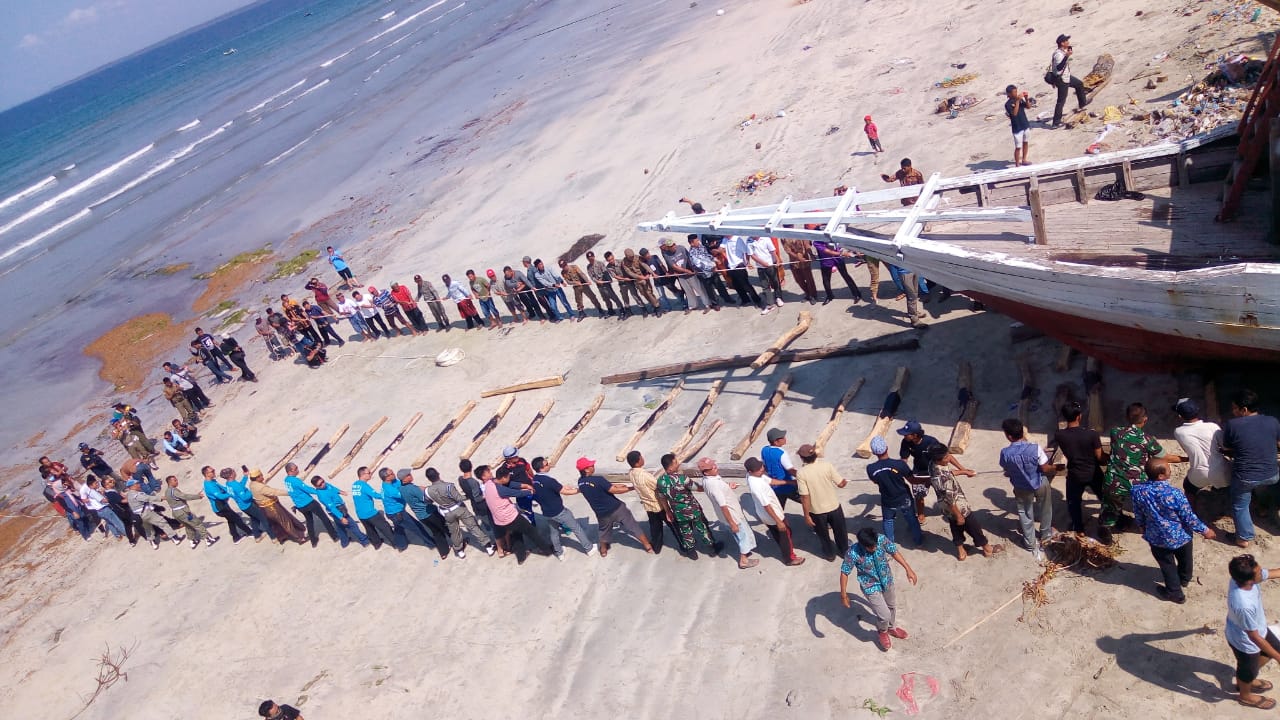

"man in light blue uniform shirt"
[284,462,337,547]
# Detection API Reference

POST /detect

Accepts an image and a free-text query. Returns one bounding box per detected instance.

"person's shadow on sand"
[1096,629,1235,702]
[805,591,882,648]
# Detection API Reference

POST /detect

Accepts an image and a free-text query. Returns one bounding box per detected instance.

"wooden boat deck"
[924,183,1280,270]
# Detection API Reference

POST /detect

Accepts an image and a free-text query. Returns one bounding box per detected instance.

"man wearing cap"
[350,466,401,550]
[201,465,256,544]
[694,457,759,569]
[79,443,122,482]
[628,450,677,554]
[999,418,1057,559]
[867,436,923,546]
[397,468,452,559]
[796,443,850,560]
[660,238,712,313]
[502,265,543,323]
[219,333,258,381]
[414,274,452,331]
[489,268,528,324]
[223,467,271,541]
[499,446,539,523]
[370,285,411,336]
[1170,398,1230,518]
[585,250,625,318]
[620,249,662,316]
[425,466,495,558]
[863,115,883,153]
[379,467,439,551]
[248,468,307,544]
[558,258,603,321]
[529,457,594,558]
[607,251,644,317]
[744,457,805,565]
[656,453,725,559]
[310,475,369,549]
[483,463,552,563]
[163,377,199,425]
[466,269,504,329]
[761,428,801,511]
[575,457,654,556]
[284,462,338,547]
[1047,34,1089,128]
[897,420,943,526]
[163,475,219,549]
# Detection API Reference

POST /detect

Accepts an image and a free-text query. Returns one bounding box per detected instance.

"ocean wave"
[319,49,352,68]
[264,120,334,167]
[0,208,91,264]
[90,121,233,209]
[0,144,153,238]
[0,176,57,214]
[244,78,308,114]
[296,78,330,99]
[366,0,446,44]
[176,119,201,132]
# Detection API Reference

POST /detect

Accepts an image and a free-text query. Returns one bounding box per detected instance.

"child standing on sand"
[863,115,883,153]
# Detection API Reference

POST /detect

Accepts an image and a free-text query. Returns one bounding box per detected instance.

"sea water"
[0,0,525,450]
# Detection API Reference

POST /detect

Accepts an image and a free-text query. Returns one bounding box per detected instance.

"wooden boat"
[639,124,1280,371]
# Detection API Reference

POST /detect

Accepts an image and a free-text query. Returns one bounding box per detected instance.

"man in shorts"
[1005,84,1032,166]
[326,246,357,289]
[1226,554,1280,709]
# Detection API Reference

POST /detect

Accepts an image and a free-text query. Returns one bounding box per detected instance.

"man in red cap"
[863,115,883,154]
[575,457,654,556]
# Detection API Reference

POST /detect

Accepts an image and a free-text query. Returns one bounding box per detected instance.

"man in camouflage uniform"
[1102,402,1166,540]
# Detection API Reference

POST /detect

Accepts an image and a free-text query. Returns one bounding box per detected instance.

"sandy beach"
[2,1,1278,718]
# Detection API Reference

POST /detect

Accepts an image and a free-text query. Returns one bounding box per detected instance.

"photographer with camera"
[1046,34,1089,128]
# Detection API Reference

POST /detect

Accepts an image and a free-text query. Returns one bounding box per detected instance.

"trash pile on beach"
[1135,54,1259,140]
[735,170,781,194]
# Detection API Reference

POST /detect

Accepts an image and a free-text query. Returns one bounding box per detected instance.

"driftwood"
[600,332,920,384]
[266,427,318,480]
[479,375,564,398]
[616,380,685,462]
[750,311,813,369]
[546,394,605,468]
[855,367,910,458]
[461,397,516,460]
[1082,53,1115,103]
[1084,357,1105,432]
[303,424,350,475]
[730,373,794,460]
[412,400,477,468]
[678,419,725,464]
[815,377,865,456]
[948,362,979,455]
[330,417,389,477]
[670,380,724,456]
[368,413,424,473]
[1016,354,1036,429]
[493,399,555,465]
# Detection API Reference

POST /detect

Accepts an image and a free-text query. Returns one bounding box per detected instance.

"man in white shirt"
[79,475,128,539]
[749,236,783,312]
[1171,398,1230,513]
[695,457,759,569]
[722,236,765,310]
[1048,34,1089,128]
[443,273,481,329]
[334,291,372,340]
[350,290,390,337]
[744,457,805,566]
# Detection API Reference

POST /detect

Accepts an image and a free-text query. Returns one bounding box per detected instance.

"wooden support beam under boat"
[1029,175,1048,245]
[479,375,564,398]
[948,363,979,455]
[1075,167,1088,204]
[855,367,910,459]
[1016,354,1036,429]
[730,374,794,461]
[1084,357,1105,432]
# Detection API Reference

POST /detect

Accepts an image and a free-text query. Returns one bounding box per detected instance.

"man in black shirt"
[898,420,941,525]
[1005,84,1032,167]
[258,700,303,719]
[1049,402,1106,539]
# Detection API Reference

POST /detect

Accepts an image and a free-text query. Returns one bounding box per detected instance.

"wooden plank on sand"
[368,412,424,473]
[616,380,685,462]
[460,397,515,461]
[479,375,564,398]
[750,312,813,369]
[730,373,793,461]
[412,400,477,469]
[330,417,389,477]
[266,427,318,480]
[814,377,864,457]
[303,424,350,475]
[670,380,723,457]
[546,394,605,468]
[855,367,909,459]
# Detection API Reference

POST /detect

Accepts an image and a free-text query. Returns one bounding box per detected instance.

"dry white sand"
[1,1,1275,718]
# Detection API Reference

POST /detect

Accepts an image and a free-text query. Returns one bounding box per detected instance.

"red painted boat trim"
[967,292,1280,372]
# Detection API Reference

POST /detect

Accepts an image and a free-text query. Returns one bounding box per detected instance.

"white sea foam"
[245,78,308,114]
[0,143,153,238]
[0,208,91,264]
[379,11,396,21]
[176,119,201,132]
[296,78,330,99]
[90,121,233,208]
[320,49,352,68]
[365,0,446,44]
[0,176,57,213]
[264,120,334,167]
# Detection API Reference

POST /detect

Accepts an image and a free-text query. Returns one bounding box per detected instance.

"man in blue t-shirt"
[1226,554,1280,708]
[574,457,654,557]
[1004,84,1032,167]
[761,427,800,509]
[998,419,1057,558]
[866,436,922,545]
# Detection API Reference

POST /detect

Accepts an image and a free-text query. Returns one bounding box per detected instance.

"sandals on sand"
[1239,695,1276,710]
[1253,680,1274,692]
